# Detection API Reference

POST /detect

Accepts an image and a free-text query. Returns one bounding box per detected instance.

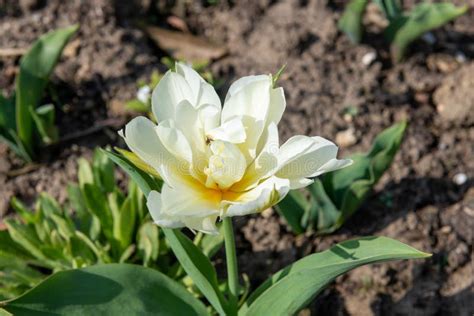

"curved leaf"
[387,3,467,61]
[163,229,228,315]
[338,0,369,43]
[241,236,430,315]
[16,25,78,154]
[1,264,208,316]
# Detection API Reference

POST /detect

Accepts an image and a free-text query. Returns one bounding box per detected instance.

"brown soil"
[1,0,473,315]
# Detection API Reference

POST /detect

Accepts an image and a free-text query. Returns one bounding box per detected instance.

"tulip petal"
[222,176,290,217]
[276,135,352,182]
[156,120,193,166]
[120,116,180,185]
[152,71,194,122]
[267,87,286,126]
[176,62,221,108]
[232,122,279,192]
[206,116,246,144]
[147,191,185,228]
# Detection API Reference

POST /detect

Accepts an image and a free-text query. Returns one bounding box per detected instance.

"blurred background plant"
[0,25,78,162]
[338,0,467,61]
[0,149,223,300]
[125,57,222,118]
[276,122,406,235]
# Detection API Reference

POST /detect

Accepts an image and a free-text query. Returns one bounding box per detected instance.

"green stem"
[223,217,239,313]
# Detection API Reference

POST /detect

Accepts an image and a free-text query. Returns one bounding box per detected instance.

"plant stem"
[223,217,239,313]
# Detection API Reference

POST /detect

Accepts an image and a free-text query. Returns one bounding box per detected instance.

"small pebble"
[453,173,467,185]
[455,51,467,63]
[362,51,377,66]
[336,128,357,148]
[422,32,436,45]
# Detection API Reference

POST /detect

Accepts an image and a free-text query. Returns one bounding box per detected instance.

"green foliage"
[0,149,224,300]
[338,0,369,43]
[125,57,222,117]
[0,25,78,162]
[64,145,429,315]
[1,264,208,316]
[338,1,467,61]
[240,236,430,315]
[277,122,406,234]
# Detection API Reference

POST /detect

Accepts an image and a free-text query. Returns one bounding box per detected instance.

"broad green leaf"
[1,264,208,316]
[338,0,369,43]
[29,104,58,144]
[10,198,36,224]
[275,190,308,234]
[16,25,78,155]
[242,236,430,315]
[387,3,468,61]
[102,149,162,196]
[163,228,228,315]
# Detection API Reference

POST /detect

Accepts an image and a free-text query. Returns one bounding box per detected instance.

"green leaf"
[1,263,208,315]
[125,99,150,113]
[16,25,78,155]
[137,222,159,267]
[272,64,286,87]
[200,227,224,258]
[116,196,137,251]
[0,93,16,132]
[242,236,430,315]
[29,104,58,144]
[92,149,116,193]
[306,179,340,233]
[338,0,369,43]
[77,157,94,188]
[275,190,308,234]
[82,183,114,240]
[163,229,228,315]
[114,147,162,180]
[102,149,162,196]
[387,3,468,62]
[373,0,402,20]
[309,122,407,233]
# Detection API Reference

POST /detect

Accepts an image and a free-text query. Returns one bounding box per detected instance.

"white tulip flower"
[120,63,352,234]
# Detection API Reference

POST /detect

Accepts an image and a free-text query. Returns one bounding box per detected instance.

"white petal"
[121,116,178,184]
[175,62,221,108]
[147,191,184,228]
[267,87,286,125]
[156,120,193,166]
[288,178,314,190]
[222,177,290,217]
[221,75,271,123]
[183,215,219,235]
[151,71,193,122]
[276,135,351,179]
[205,141,247,190]
[160,179,221,217]
[232,122,279,192]
[206,116,246,144]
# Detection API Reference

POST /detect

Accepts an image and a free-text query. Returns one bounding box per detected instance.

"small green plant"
[338,1,467,61]
[0,25,78,162]
[125,57,221,117]
[277,122,406,234]
[0,149,222,300]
